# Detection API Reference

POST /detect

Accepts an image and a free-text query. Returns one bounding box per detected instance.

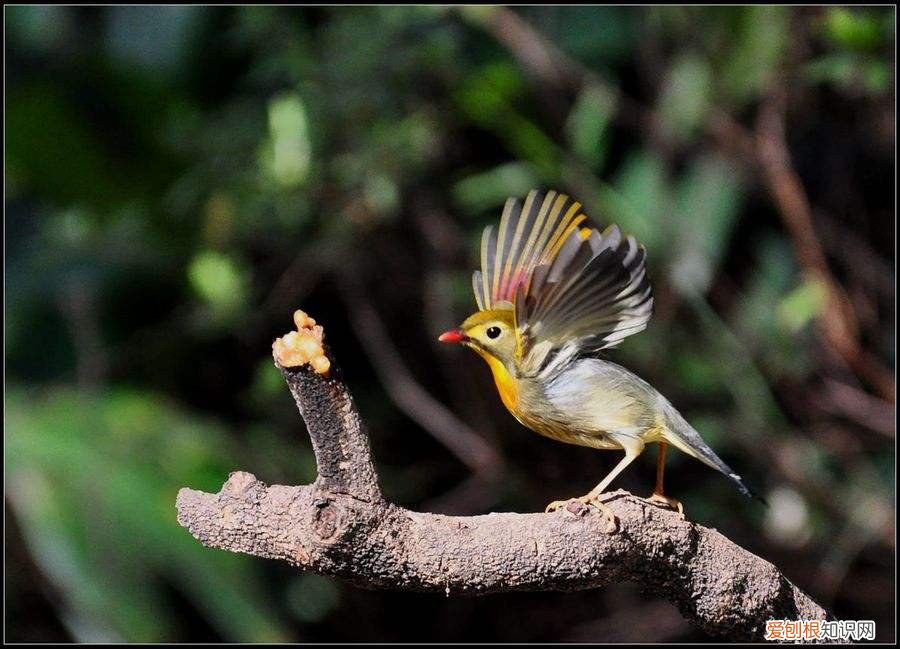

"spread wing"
[514,222,653,367]
[470,189,652,373]
[472,190,588,311]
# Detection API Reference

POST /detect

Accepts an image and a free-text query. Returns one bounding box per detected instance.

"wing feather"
[479,225,497,310]
[472,270,486,311]
[520,226,652,366]
[499,194,534,300]
[474,190,587,309]
[469,189,653,374]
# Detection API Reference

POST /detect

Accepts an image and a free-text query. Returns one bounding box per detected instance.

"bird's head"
[439,307,517,369]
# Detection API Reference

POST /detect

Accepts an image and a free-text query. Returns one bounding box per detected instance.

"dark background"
[5,5,895,642]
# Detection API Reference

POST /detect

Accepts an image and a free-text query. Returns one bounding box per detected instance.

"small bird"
[439,189,760,525]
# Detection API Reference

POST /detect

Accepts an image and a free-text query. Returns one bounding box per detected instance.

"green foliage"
[778,275,828,334]
[453,163,538,216]
[718,6,790,107]
[805,7,894,96]
[821,7,892,53]
[673,352,722,394]
[657,55,712,141]
[526,6,637,67]
[188,250,250,324]
[455,59,565,180]
[6,388,292,642]
[6,84,131,209]
[567,84,616,171]
[261,93,313,188]
[805,53,892,95]
[604,150,669,254]
[735,234,815,380]
[670,155,742,294]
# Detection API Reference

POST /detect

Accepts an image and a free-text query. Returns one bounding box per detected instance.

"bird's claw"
[544,499,575,513]
[545,496,618,533]
[647,492,685,519]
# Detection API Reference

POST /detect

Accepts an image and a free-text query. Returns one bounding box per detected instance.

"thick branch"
[177,345,828,640]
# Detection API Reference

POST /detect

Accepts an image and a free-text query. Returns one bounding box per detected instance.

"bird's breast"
[478,356,605,447]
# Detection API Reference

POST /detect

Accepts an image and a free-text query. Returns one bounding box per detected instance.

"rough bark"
[176,355,829,640]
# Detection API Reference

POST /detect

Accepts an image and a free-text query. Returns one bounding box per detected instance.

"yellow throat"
[474,348,520,414]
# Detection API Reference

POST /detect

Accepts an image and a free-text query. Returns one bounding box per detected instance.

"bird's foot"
[545,495,617,533]
[647,492,685,519]
[544,499,574,513]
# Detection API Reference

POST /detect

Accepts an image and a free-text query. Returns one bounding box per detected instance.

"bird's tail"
[661,407,767,505]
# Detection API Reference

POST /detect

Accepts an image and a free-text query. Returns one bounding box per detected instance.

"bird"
[438,189,761,527]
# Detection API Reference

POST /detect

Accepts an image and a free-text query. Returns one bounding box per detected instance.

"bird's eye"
[486,326,501,339]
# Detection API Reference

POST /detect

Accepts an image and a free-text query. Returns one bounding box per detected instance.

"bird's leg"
[647,441,685,518]
[546,436,644,532]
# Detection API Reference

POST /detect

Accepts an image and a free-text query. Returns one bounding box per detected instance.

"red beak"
[438,329,467,344]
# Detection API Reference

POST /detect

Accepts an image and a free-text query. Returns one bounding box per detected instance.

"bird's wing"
[513,213,653,373]
[472,190,588,311]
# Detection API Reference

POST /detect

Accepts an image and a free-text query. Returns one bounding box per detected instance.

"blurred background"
[5,5,895,642]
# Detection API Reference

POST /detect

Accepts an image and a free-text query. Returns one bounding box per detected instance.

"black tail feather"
[728,472,767,506]
[662,413,767,506]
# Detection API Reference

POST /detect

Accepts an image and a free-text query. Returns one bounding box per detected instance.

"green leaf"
[822,7,889,52]
[187,250,249,319]
[670,155,742,294]
[778,274,828,333]
[735,233,796,341]
[455,61,525,127]
[657,54,712,141]
[528,6,637,66]
[453,163,538,215]
[260,92,312,188]
[732,233,814,379]
[6,85,129,209]
[566,84,617,171]
[605,149,670,254]
[6,387,293,641]
[689,414,728,448]
[719,6,789,106]
[804,52,859,86]
[363,173,400,218]
[455,62,561,178]
[864,59,891,94]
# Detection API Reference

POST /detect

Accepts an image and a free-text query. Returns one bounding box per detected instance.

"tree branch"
[176,324,829,640]
[279,354,382,503]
